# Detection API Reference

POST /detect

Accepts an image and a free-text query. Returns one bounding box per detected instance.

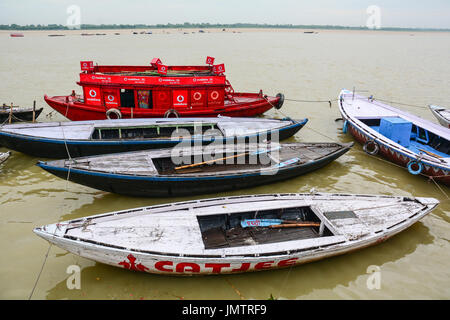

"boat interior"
[90,123,222,140]
[152,150,274,175]
[197,206,335,249]
[358,117,450,157]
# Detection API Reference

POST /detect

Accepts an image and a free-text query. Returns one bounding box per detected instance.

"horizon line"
[2,23,450,32]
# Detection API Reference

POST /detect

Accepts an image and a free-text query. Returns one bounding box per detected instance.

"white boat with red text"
[34,192,438,275]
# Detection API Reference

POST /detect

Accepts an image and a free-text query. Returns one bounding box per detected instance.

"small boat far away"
[0,117,307,158]
[37,141,352,197]
[34,193,439,275]
[44,58,285,120]
[10,33,24,37]
[339,89,450,185]
[429,105,450,128]
[0,103,43,123]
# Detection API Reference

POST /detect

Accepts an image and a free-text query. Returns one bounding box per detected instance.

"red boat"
[44,58,285,120]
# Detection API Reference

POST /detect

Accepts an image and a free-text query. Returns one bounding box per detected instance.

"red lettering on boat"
[277,258,299,267]
[204,263,231,273]
[175,262,201,273]
[154,261,173,272]
[254,261,274,270]
[231,263,251,272]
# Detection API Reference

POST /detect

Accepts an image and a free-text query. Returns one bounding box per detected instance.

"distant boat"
[81,33,95,36]
[0,104,43,123]
[429,105,450,128]
[37,141,352,197]
[34,192,439,275]
[10,33,24,37]
[0,151,11,165]
[48,34,65,37]
[304,31,314,34]
[339,89,450,185]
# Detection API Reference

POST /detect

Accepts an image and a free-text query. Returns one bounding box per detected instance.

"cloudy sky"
[1,0,450,28]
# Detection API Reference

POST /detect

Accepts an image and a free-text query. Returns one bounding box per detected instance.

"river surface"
[0,29,449,300]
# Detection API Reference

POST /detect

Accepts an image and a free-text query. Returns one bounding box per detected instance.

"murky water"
[0,29,449,300]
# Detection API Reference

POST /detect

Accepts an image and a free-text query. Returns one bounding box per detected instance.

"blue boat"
[339,89,450,185]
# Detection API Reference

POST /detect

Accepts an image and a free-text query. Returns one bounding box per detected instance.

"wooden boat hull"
[0,107,43,123]
[44,94,280,120]
[339,90,450,186]
[429,105,450,128]
[37,143,352,197]
[34,193,438,275]
[0,118,306,158]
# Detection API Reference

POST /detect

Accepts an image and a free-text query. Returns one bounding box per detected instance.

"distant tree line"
[1,23,449,32]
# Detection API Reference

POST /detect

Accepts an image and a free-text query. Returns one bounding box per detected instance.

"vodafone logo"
[176,95,185,103]
[107,95,115,102]
[193,92,202,101]
[83,62,87,68]
[160,66,166,72]
[210,91,219,100]
[89,89,97,98]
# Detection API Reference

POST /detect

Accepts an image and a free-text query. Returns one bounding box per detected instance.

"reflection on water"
[1,29,449,300]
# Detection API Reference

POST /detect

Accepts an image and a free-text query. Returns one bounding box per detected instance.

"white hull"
[34,193,438,275]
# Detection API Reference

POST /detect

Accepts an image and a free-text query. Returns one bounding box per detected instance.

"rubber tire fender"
[363,140,380,155]
[407,160,423,175]
[106,108,122,119]
[164,109,180,118]
[275,93,284,110]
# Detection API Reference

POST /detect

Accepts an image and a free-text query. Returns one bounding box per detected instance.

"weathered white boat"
[0,117,306,158]
[0,151,11,165]
[34,193,438,275]
[339,89,450,185]
[429,105,450,128]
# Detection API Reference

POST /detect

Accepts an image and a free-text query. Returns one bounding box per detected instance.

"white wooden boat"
[429,105,450,128]
[0,151,11,165]
[0,117,306,158]
[339,90,450,185]
[34,193,438,275]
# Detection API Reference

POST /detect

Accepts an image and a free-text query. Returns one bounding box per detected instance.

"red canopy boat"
[44,58,285,120]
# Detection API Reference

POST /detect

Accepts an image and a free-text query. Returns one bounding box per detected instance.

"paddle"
[241,219,320,228]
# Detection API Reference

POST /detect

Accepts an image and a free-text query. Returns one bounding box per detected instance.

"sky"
[1,0,450,29]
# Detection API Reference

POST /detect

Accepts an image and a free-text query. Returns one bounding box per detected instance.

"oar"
[175,146,280,171]
[418,148,443,159]
[269,222,320,229]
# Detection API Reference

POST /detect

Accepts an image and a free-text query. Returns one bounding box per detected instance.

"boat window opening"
[137,90,153,109]
[152,151,272,174]
[99,129,120,139]
[120,89,135,108]
[197,206,333,249]
[90,124,221,140]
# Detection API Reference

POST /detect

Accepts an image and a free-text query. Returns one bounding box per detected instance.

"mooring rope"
[28,242,53,300]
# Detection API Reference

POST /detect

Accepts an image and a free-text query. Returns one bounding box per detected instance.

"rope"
[28,242,52,300]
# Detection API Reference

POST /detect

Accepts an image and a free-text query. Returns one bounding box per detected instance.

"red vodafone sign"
[172,90,188,108]
[80,61,94,71]
[84,87,101,106]
[212,64,225,74]
[103,90,119,108]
